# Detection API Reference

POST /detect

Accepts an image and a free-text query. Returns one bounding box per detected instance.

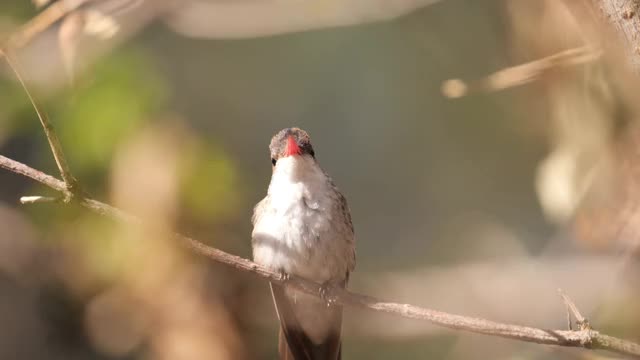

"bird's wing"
[337,192,356,274]
[251,196,269,226]
[270,283,343,360]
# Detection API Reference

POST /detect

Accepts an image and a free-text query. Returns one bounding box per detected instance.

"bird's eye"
[271,158,277,166]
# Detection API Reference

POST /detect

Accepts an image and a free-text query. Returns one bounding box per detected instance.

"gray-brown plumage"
[252,128,356,360]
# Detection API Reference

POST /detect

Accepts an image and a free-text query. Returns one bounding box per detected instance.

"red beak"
[284,135,302,157]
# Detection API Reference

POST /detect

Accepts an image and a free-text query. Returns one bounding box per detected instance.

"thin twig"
[559,289,591,331]
[20,195,62,204]
[0,51,79,197]
[0,155,639,358]
[562,291,573,331]
[441,46,602,98]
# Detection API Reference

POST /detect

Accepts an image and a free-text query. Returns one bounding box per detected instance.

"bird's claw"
[278,270,290,282]
[319,283,336,307]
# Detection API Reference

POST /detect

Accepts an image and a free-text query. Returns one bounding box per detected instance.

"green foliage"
[56,50,167,175]
[179,140,242,222]
[0,77,37,135]
[0,2,36,21]
[68,216,134,283]
[344,334,457,359]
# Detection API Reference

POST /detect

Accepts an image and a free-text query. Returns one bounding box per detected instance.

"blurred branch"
[1,155,640,357]
[4,0,444,55]
[441,46,602,98]
[4,0,88,50]
[591,0,640,72]
[4,0,638,82]
[165,0,443,39]
[442,0,640,98]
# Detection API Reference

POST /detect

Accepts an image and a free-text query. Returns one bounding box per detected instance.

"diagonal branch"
[559,289,591,331]
[4,0,88,50]
[441,46,602,98]
[1,154,639,358]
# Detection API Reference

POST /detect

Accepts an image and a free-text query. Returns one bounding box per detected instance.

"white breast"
[252,155,350,283]
[251,154,355,344]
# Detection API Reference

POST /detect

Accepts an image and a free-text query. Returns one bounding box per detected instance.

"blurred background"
[1,0,640,359]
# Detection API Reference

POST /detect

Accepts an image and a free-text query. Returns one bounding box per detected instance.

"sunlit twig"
[0,50,80,198]
[442,46,602,98]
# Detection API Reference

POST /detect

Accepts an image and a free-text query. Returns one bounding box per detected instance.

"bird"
[251,127,356,360]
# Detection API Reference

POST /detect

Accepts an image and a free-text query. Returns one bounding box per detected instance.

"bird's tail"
[271,283,343,360]
[278,327,342,360]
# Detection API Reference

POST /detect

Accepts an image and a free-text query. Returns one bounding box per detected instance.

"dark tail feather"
[278,327,296,360]
[271,283,342,360]
[278,326,342,360]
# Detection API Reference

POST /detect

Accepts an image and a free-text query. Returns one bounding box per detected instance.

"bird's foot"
[319,282,337,307]
[277,270,290,282]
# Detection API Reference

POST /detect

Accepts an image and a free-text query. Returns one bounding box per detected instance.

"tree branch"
[1,154,640,358]
[4,0,87,50]
[441,46,602,98]
[591,0,640,73]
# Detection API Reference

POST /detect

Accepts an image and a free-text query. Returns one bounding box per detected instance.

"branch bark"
[591,0,640,72]
[1,154,640,358]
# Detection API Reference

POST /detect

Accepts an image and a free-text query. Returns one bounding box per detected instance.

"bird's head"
[269,128,315,167]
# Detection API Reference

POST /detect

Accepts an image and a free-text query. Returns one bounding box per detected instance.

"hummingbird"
[252,128,356,360]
